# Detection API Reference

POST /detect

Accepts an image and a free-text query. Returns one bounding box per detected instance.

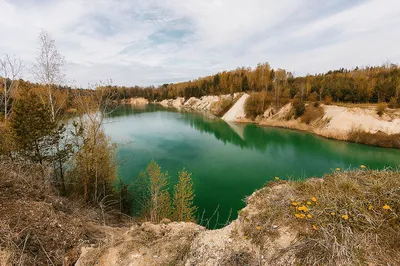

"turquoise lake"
[104,104,400,227]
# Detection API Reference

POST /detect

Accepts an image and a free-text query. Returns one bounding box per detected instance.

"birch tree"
[33,30,65,121]
[0,54,23,120]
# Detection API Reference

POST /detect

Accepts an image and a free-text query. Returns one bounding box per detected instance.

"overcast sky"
[1,0,400,87]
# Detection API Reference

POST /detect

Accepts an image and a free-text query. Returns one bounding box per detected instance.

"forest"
[114,63,400,107]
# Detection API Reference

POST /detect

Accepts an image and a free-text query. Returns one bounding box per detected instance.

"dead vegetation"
[239,169,400,265]
[300,103,325,125]
[210,97,234,117]
[376,102,388,117]
[0,160,131,266]
[348,128,400,148]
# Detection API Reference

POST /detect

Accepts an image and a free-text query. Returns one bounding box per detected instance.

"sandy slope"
[324,105,400,134]
[157,94,400,137]
[222,93,249,121]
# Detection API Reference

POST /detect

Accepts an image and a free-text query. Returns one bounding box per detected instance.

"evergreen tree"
[10,91,56,164]
[242,76,249,92]
[133,161,172,223]
[172,170,197,222]
[147,161,172,223]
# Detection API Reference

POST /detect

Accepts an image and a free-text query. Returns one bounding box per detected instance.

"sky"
[1,0,400,87]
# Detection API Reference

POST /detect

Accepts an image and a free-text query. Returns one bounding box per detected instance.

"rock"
[161,218,171,224]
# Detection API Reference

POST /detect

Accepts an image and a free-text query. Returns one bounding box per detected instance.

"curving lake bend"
[104,104,400,227]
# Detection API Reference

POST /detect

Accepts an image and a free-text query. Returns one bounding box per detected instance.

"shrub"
[348,128,400,148]
[308,91,318,102]
[324,95,333,105]
[292,98,306,118]
[301,105,325,125]
[0,122,15,158]
[244,91,272,119]
[210,97,233,116]
[376,102,388,117]
[388,97,399,109]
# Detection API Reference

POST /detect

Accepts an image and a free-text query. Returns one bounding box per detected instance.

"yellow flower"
[330,212,335,216]
[311,197,317,202]
[299,213,306,218]
[341,214,349,220]
[336,168,341,171]
[292,202,298,206]
[360,165,366,169]
[295,213,301,218]
[383,205,391,210]
[274,176,280,180]
[256,226,261,230]
[244,236,248,240]
[368,205,373,210]
[312,225,318,230]
[297,206,309,212]
[307,214,313,219]
[307,201,312,205]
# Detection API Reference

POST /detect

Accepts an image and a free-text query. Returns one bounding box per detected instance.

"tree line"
[110,63,400,107]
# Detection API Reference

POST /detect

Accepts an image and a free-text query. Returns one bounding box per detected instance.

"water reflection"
[108,104,400,170]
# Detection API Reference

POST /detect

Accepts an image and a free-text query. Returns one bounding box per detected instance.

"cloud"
[1,0,400,86]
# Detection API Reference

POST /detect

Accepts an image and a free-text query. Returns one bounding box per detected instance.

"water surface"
[104,104,400,227]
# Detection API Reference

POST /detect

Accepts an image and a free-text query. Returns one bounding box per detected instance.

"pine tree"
[10,91,56,164]
[172,170,197,222]
[134,161,172,223]
[147,161,172,223]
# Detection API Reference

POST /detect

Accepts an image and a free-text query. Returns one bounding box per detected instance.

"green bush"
[292,98,306,118]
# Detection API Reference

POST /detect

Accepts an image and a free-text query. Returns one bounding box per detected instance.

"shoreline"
[234,116,399,149]
[150,96,400,149]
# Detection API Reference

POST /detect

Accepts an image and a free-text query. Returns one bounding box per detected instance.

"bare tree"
[33,30,66,121]
[0,54,23,120]
[71,81,119,204]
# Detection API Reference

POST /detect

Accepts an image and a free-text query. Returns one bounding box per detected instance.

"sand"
[222,93,249,121]
[324,105,400,135]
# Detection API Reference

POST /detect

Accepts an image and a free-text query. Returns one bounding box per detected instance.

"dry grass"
[221,250,259,266]
[333,102,378,108]
[348,128,400,148]
[0,160,131,265]
[210,97,234,117]
[376,102,388,117]
[239,169,400,265]
[312,128,347,141]
[259,119,309,131]
[258,112,399,149]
